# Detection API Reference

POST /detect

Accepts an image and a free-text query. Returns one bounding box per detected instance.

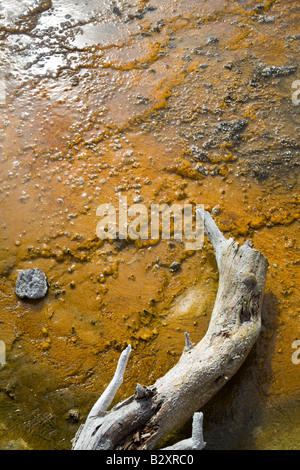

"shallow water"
[0,0,299,450]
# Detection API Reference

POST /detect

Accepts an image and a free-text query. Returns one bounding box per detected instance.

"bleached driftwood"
[162,412,206,450]
[72,208,268,450]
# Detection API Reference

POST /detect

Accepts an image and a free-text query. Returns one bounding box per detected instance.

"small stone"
[70,76,79,86]
[206,36,219,45]
[66,408,80,422]
[224,62,234,70]
[15,268,48,300]
[170,261,181,273]
[112,6,122,17]
[212,204,220,215]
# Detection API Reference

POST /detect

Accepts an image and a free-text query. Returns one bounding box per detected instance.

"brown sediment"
[0,0,299,450]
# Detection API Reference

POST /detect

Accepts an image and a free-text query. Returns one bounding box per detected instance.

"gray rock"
[15,268,48,299]
[170,262,181,273]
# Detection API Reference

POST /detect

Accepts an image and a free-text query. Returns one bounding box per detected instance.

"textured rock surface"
[15,268,48,300]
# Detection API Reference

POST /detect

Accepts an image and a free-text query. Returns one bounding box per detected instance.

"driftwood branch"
[162,412,206,450]
[72,208,268,450]
[88,344,132,418]
[72,344,132,449]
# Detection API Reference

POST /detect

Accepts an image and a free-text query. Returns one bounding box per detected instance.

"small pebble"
[170,261,181,273]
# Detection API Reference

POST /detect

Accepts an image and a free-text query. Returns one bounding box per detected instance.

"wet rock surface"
[251,63,297,84]
[15,268,48,299]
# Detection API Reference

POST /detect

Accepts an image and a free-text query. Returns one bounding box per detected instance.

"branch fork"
[72,209,268,450]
